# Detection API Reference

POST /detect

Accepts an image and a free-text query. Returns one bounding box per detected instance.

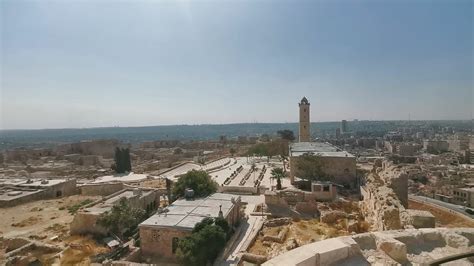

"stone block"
[377,238,407,263]
[407,209,435,228]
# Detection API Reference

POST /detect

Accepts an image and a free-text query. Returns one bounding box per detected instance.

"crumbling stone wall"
[265,188,321,213]
[380,161,408,208]
[360,160,412,231]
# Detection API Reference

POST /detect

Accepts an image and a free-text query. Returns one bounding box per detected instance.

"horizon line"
[1,119,472,131]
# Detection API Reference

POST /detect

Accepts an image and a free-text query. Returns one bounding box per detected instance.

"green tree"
[113,147,132,174]
[295,153,328,182]
[124,148,132,172]
[177,218,228,266]
[113,147,123,173]
[165,178,173,205]
[97,197,146,239]
[247,140,288,157]
[271,167,286,190]
[172,170,218,198]
[277,129,296,141]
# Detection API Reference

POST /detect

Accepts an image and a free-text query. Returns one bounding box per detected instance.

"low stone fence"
[264,218,291,227]
[263,227,288,243]
[218,186,258,195]
[79,182,124,196]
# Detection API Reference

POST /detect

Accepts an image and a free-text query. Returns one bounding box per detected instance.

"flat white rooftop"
[92,173,151,183]
[0,178,71,188]
[18,179,70,187]
[0,188,43,201]
[140,193,237,230]
[289,142,354,158]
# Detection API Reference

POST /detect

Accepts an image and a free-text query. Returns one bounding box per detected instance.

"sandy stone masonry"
[360,160,434,231]
[263,227,474,266]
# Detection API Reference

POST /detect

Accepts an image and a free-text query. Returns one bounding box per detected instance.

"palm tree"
[271,167,285,190]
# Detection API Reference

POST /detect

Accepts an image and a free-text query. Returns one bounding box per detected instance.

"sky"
[1,0,473,130]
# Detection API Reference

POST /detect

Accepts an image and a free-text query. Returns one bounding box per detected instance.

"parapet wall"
[79,182,125,196]
[262,227,474,266]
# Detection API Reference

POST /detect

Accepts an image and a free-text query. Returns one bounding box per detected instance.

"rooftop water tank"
[184,188,194,199]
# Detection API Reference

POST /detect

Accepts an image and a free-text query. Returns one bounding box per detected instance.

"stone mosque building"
[289,97,357,187]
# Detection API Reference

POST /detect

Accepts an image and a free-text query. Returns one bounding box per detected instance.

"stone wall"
[360,160,432,231]
[44,179,77,198]
[70,212,106,235]
[140,226,190,261]
[360,162,407,231]
[379,161,408,208]
[289,156,356,187]
[0,189,45,208]
[218,185,259,195]
[262,228,474,266]
[1,179,77,208]
[80,182,124,196]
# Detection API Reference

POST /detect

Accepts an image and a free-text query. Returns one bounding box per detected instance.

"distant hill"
[0,120,471,150]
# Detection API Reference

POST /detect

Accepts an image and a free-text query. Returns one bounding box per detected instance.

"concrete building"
[452,187,474,207]
[70,188,159,235]
[298,97,311,142]
[311,181,338,201]
[423,140,449,154]
[341,120,348,133]
[288,142,356,187]
[335,128,341,139]
[384,141,419,156]
[139,193,241,262]
[0,178,77,207]
[447,134,470,153]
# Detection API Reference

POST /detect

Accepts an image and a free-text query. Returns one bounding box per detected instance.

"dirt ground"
[60,235,110,265]
[1,195,111,265]
[140,179,167,189]
[0,195,100,243]
[408,200,474,228]
[248,219,350,257]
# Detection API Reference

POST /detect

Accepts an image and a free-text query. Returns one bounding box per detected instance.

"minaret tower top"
[298,97,311,142]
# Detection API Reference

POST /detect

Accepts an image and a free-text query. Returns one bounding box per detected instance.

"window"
[172,237,179,254]
[56,191,62,197]
[152,231,160,241]
[323,185,330,192]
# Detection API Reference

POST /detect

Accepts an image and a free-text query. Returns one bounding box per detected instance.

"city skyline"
[1,0,473,130]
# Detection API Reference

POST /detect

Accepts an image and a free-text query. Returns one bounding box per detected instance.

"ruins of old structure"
[360,160,434,231]
[262,227,474,265]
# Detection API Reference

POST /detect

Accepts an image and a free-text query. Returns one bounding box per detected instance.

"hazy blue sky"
[1,0,472,129]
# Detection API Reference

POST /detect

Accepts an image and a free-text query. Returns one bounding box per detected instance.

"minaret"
[299,97,311,142]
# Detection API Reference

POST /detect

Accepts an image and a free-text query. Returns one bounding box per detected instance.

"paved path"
[410,195,474,219]
[216,195,265,266]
